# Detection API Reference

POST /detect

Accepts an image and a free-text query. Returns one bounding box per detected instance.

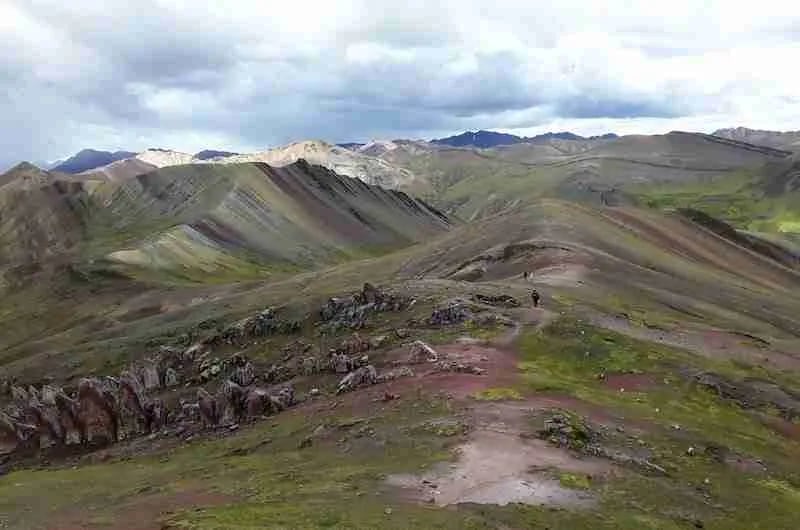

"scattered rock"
[298,436,313,449]
[473,294,520,308]
[312,425,327,437]
[380,391,400,402]
[337,366,379,394]
[428,300,473,326]
[538,412,600,452]
[406,341,438,364]
[164,368,179,388]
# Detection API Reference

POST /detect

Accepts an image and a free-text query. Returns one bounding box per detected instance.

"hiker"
[531,289,540,308]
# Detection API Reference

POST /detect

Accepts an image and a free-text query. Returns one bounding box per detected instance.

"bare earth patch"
[387,429,604,508]
[603,373,661,392]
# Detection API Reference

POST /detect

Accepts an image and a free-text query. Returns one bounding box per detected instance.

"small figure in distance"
[531,288,540,308]
[523,271,532,281]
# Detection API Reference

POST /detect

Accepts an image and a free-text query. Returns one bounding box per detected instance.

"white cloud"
[2,0,800,169]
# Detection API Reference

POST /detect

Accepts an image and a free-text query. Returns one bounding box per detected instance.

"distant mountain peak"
[52,149,136,174]
[7,161,42,173]
[194,149,239,160]
[431,130,524,149]
[431,130,618,148]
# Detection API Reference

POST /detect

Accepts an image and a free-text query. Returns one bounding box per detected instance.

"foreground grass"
[516,318,800,529]
[4,314,800,529]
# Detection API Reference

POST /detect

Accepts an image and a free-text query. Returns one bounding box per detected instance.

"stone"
[164,368,179,388]
[331,353,356,374]
[428,300,473,326]
[301,356,322,376]
[231,362,256,387]
[139,362,161,391]
[337,365,379,394]
[473,293,520,308]
[76,377,120,443]
[406,341,438,364]
[309,388,321,397]
[379,367,414,382]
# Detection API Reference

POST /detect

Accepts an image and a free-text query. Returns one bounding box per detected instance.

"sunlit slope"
[631,153,800,247]
[87,160,451,279]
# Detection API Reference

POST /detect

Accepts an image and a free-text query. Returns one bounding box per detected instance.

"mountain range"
[2,124,800,529]
[39,126,799,180]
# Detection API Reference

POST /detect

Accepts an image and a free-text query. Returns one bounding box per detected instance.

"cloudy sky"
[3,0,800,169]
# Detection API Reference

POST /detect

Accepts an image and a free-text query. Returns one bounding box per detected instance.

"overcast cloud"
[2,0,800,169]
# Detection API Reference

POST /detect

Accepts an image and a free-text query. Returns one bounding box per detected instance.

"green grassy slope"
[630,154,800,245]
[388,133,790,220]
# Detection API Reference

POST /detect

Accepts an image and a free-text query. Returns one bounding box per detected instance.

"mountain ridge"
[430,129,619,148]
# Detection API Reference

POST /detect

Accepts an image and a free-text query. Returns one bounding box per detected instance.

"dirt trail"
[494,307,556,348]
[387,305,621,508]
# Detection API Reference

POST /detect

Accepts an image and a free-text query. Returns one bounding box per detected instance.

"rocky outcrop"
[428,300,474,326]
[320,283,413,331]
[119,371,165,436]
[230,362,256,388]
[0,349,303,458]
[0,412,38,455]
[77,378,120,443]
[216,308,301,347]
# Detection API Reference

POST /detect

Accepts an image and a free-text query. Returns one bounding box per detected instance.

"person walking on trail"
[531,288,540,308]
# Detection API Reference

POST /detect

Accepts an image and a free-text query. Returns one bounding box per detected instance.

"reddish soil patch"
[603,373,660,392]
[50,489,234,530]
[761,416,800,442]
